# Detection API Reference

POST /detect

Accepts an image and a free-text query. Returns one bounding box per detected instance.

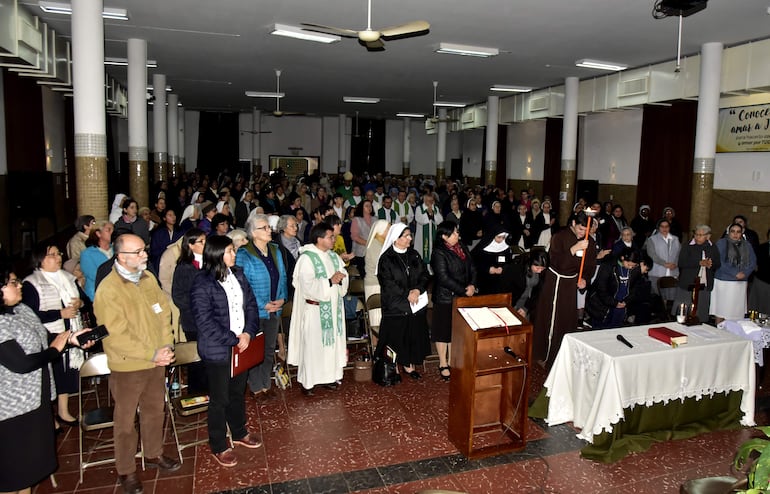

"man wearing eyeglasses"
[93,234,180,494]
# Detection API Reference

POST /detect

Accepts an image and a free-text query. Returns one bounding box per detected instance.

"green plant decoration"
[734,426,770,493]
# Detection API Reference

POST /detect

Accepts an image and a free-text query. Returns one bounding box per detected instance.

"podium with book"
[448,293,532,459]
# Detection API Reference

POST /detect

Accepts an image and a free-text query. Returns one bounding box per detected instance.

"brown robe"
[533,227,597,366]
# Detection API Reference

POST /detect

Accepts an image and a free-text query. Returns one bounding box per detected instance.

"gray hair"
[694,224,711,234]
[227,228,249,248]
[620,226,635,236]
[245,212,271,239]
[276,214,296,233]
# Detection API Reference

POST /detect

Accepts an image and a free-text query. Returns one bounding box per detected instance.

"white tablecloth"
[543,324,756,443]
[718,319,770,366]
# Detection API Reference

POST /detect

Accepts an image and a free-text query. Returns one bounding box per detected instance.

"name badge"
[497,255,506,263]
[576,250,584,257]
[152,303,163,314]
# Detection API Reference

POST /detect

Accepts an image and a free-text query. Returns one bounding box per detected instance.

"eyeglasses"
[2,278,21,288]
[255,225,271,232]
[118,248,149,256]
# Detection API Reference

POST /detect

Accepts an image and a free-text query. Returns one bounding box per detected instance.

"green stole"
[378,207,397,222]
[419,204,437,264]
[302,249,344,346]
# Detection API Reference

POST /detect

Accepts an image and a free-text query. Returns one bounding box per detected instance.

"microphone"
[616,334,633,349]
[503,346,524,362]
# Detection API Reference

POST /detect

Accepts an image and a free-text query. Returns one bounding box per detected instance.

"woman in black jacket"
[430,221,477,381]
[376,224,431,379]
[171,228,207,393]
[585,247,645,329]
[190,235,262,468]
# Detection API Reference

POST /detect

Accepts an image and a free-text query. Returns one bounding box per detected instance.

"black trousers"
[205,361,248,454]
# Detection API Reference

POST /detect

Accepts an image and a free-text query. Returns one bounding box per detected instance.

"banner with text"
[717,103,770,152]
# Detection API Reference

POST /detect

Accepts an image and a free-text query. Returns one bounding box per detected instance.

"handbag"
[273,361,292,389]
[372,357,401,386]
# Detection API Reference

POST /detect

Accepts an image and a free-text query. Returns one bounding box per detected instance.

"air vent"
[529,96,549,112]
[425,119,436,131]
[462,110,475,124]
[618,77,649,97]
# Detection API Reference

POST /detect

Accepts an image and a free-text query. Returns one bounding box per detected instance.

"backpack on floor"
[372,357,401,386]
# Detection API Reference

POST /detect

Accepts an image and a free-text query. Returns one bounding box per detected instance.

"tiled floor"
[34,361,767,494]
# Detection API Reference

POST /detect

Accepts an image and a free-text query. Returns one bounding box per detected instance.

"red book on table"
[648,326,688,347]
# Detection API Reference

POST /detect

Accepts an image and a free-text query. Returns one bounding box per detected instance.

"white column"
[484,95,500,185]
[127,38,149,207]
[402,117,411,176]
[251,108,261,176]
[338,114,347,173]
[72,0,107,217]
[178,105,186,173]
[167,93,178,178]
[152,73,167,184]
[559,76,579,225]
[690,42,724,229]
[436,108,447,181]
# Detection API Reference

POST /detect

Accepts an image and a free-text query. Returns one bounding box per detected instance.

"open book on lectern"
[458,307,521,331]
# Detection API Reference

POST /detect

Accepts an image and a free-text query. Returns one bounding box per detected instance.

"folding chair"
[365,293,381,356]
[78,353,144,482]
[165,341,230,462]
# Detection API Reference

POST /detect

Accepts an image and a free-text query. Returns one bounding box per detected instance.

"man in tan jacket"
[93,234,179,494]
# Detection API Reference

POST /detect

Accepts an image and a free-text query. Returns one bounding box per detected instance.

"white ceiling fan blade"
[300,23,358,38]
[379,20,430,38]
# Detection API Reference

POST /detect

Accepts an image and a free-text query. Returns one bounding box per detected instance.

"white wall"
[507,120,546,181]
[715,153,770,191]
[0,73,6,175]
[458,128,483,178]
[184,110,199,172]
[580,110,643,185]
[385,119,403,175]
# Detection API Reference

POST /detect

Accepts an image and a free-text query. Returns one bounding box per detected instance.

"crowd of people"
[1,165,768,493]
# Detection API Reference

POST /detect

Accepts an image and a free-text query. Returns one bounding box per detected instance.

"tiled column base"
[559,168,577,227]
[154,152,168,184]
[75,156,108,218]
[128,159,149,209]
[168,155,179,178]
[484,160,497,186]
[436,163,445,182]
[402,163,410,177]
[338,160,346,174]
[177,158,185,177]
[75,134,108,218]
[252,159,261,177]
[690,172,714,230]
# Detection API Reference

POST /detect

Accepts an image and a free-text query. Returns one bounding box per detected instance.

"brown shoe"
[144,454,181,472]
[213,448,238,467]
[233,433,263,449]
[118,473,144,494]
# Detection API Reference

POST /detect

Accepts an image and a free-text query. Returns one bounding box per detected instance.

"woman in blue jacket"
[236,213,288,399]
[190,235,262,468]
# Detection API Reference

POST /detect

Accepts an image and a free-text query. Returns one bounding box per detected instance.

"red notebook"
[230,332,265,378]
[648,327,688,347]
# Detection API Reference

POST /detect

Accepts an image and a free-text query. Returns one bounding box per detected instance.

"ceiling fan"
[428,81,459,123]
[301,0,429,50]
[241,129,272,134]
[245,69,304,117]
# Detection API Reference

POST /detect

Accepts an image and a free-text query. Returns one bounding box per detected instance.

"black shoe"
[404,368,421,379]
[144,455,181,472]
[118,473,144,494]
[438,366,450,382]
[56,414,79,427]
[301,385,315,396]
[323,382,339,391]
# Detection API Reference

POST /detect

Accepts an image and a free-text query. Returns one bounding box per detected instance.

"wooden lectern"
[448,293,533,459]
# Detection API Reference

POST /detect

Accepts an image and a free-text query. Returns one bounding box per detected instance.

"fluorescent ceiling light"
[39,1,129,20]
[396,113,425,118]
[146,85,172,92]
[105,57,157,68]
[490,85,532,93]
[343,96,380,104]
[271,23,340,44]
[245,91,285,98]
[436,42,498,58]
[433,101,466,108]
[575,59,628,71]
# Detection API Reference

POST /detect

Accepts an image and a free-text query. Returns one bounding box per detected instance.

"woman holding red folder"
[190,235,262,468]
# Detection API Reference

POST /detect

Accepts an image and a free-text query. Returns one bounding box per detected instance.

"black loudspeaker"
[576,179,599,205]
[8,171,54,218]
